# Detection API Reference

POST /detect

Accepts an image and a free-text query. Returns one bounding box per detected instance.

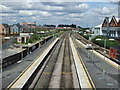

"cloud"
[1,2,88,13]
[69,13,84,18]
[19,10,33,16]
[1,1,64,12]
[2,0,120,2]
[0,13,17,17]
[52,12,66,16]
[8,19,17,22]
[32,3,64,12]
[109,0,120,3]
[1,2,33,10]
[0,4,16,13]
[93,7,113,15]
[63,3,89,13]
[76,3,89,9]
[0,1,118,27]
[18,10,51,16]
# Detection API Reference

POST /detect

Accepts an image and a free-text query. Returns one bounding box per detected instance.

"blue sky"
[0,0,119,27]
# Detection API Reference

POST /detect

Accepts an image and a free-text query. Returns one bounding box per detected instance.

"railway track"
[60,33,74,88]
[7,31,95,89]
[72,32,120,64]
[72,32,109,54]
[20,32,79,89]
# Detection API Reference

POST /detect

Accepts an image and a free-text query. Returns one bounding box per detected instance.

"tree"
[57,24,77,28]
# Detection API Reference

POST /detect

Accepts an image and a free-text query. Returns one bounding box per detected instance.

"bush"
[32,34,40,40]
[13,41,19,44]
[84,35,89,40]
[26,39,33,44]
[91,35,118,49]
[79,33,90,40]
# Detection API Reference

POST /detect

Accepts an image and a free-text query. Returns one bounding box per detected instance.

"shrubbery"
[83,35,89,40]
[13,41,19,44]
[25,34,41,44]
[26,38,33,44]
[80,33,90,40]
[91,35,118,49]
[32,34,40,41]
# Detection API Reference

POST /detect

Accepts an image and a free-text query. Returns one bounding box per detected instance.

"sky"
[0,0,119,27]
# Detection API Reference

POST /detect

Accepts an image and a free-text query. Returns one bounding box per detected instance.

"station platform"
[75,39,120,88]
[2,37,56,88]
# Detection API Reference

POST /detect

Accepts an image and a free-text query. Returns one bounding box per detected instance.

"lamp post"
[96,38,114,80]
[86,44,92,60]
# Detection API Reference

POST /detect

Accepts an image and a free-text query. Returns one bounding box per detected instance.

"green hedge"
[80,33,90,40]
[91,35,118,49]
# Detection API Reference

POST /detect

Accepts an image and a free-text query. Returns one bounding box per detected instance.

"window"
[95,28,100,29]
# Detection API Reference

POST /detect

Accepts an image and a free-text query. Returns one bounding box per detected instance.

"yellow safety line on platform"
[75,45,96,89]
[70,38,95,89]
[91,49,120,70]
[12,38,59,88]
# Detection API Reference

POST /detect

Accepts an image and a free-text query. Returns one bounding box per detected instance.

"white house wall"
[102,27,120,38]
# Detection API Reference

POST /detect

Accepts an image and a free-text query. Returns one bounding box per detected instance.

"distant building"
[21,22,36,32]
[91,24,102,36]
[10,23,22,34]
[102,16,120,38]
[0,24,10,34]
[17,33,32,43]
[22,22,28,26]
[22,22,36,27]
[91,16,120,39]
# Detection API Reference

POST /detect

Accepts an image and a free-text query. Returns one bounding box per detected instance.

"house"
[0,24,10,34]
[91,16,120,39]
[22,22,28,26]
[90,24,102,39]
[27,24,36,30]
[91,24,102,36]
[21,22,36,32]
[10,23,22,34]
[102,16,120,38]
[22,22,36,27]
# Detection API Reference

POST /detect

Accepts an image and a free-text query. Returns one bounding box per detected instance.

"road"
[2,38,16,50]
